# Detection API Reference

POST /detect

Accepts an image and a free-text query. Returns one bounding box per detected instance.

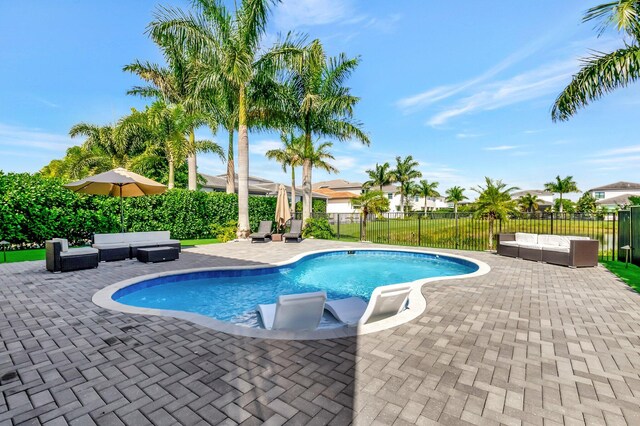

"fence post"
[418,214,421,246]
[387,215,390,243]
[550,213,554,235]
[359,213,363,241]
[612,212,616,261]
[337,214,340,240]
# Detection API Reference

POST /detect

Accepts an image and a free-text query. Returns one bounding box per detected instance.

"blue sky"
[2,0,639,197]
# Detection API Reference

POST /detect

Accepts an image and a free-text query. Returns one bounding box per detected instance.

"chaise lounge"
[283,220,303,243]
[325,284,413,326]
[46,238,99,273]
[249,221,273,243]
[497,232,598,268]
[257,291,327,331]
[92,231,180,261]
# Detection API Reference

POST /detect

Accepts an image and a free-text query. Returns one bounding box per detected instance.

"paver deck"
[1,240,640,425]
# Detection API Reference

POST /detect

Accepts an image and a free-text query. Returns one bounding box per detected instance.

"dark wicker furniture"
[93,231,181,260]
[249,221,273,243]
[283,220,303,243]
[46,239,99,273]
[498,233,598,268]
[136,246,180,263]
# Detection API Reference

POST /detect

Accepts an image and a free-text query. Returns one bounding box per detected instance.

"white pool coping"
[92,247,490,340]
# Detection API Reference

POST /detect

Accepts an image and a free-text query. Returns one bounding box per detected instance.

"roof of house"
[596,193,639,206]
[314,188,359,200]
[512,189,553,198]
[201,174,328,199]
[313,179,362,190]
[587,181,640,192]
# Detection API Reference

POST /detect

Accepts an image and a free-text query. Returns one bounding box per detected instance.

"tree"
[265,132,303,214]
[629,195,640,206]
[397,180,418,213]
[544,175,579,213]
[415,179,440,213]
[473,177,519,250]
[149,0,301,237]
[576,192,598,214]
[363,162,393,191]
[280,39,369,222]
[351,190,389,241]
[518,192,540,213]
[300,139,339,202]
[445,186,467,216]
[552,1,640,121]
[554,198,576,214]
[390,155,422,214]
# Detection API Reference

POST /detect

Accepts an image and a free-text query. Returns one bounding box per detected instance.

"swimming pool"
[93,248,490,340]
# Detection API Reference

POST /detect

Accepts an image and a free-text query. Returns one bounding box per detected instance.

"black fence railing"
[618,207,639,266]
[305,211,617,260]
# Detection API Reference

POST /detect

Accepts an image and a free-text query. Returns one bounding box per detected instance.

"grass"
[601,260,640,293]
[0,238,220,264]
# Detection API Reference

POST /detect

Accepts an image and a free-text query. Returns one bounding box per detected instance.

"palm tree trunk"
[187,129,197,191]
[168,157,175,189]
[237,86,250,239]
[423,197,427,214]
[488,218,494,250]
[290,167,296,216]
[226,128,235,193]
[559,193,564,213]
[302,158,312,222]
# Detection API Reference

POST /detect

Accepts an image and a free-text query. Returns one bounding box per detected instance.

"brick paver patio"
[1,240,640,425]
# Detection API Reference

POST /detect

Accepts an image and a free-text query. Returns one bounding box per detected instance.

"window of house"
[388,193,393,200]
[414,196,419,202]
[594,192,605,199]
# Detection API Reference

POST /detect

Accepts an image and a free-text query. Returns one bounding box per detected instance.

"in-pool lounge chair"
[325,284,412,326]
[249,221,273,243]
[256,291,326,331]
[283,219,303,243]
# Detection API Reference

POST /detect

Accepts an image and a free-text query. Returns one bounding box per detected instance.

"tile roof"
[587,181,640,192]
[314,188,359,199]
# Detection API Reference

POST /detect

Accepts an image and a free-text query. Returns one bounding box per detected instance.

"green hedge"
[0,172,276,246]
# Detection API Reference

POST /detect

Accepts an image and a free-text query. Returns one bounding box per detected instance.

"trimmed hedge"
[0,172,276,246]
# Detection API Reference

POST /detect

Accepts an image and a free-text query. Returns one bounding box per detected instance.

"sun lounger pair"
[249,220,304,243]
[256,284,412,331]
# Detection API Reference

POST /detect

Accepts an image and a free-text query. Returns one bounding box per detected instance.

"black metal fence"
[309,211,618,260]
[618,207,639,266]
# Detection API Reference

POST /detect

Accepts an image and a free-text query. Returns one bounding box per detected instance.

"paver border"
[92,247,490,340]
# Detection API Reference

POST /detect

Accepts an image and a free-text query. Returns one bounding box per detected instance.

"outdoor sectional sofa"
[497,232,598,268]
[92,231,180,261]
[46,238,99,272]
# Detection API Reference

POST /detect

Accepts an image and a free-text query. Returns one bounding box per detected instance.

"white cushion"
[500,241,519,247]
[517,243,542,250]
[540,245,570,253]
[129,239,179,248]
[569,236,590,241]
[61,247,98,257]
[52,238,69,252]
[515,233,538,244]
[93,233,126,244]
[92,242,130,249]
[123,231,170,243]
[538,234,563,246]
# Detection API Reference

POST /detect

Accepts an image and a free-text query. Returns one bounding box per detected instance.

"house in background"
[201,174,328,203]
[511,190,554,211]
[586,181,640,210]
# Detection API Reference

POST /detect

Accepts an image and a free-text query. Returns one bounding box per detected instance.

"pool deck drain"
[1,239,640,425]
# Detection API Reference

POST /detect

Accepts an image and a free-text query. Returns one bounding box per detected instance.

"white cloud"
[0,123,75,151]
[596,144,640,156]
[455,132,481,139]
[483,145,518,151]
[331,155,358,171]
[274,0,355,28]
[248,139,282,156]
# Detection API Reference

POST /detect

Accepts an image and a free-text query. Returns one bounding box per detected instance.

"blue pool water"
[114,250,477,328]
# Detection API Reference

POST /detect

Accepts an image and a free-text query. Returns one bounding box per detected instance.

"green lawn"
[0,238,220,264]
[601,260,640,293]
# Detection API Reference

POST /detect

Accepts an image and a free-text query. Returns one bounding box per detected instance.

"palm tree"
[397,180,419,213]
[445,186,467,248]
[544,175,579,213]
[351,190,389,241]
[265,133,303,215]
[300,140,339,210]
[415,180,440,213]
[279,39,369,222]
[390,155,422,213]
[552,1,640,121]
[149,0,301,237]
[473,177,519,250]
[363,162,393,191]
[518,192,540,213]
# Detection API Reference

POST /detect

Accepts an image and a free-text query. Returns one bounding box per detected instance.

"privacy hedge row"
[0,172,277,246]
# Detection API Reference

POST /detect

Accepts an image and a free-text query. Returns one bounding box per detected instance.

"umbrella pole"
[120,185,124,233]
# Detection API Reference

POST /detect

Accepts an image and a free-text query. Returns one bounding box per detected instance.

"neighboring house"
[586,181,640,210]
[313,179,448,213]
[201,174,328,203]
[314,188,359,214]
[511,190,554,211]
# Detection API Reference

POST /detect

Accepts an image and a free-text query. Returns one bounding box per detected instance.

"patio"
[1,240,640,425]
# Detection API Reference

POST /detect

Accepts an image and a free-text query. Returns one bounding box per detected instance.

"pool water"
[114,250,477,328]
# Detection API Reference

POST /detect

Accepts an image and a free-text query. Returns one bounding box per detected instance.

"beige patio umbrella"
[275,184,292,232]
[63,167,167,232]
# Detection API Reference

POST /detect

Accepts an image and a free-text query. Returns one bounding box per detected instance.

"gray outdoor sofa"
[92,231,180,261]
[497,232,598,268]
[46,238,99,272]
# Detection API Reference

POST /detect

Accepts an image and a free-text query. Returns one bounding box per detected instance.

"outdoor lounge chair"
[256,291,326,331]
[249,221,273,243]
[325,284,412,326]
[46,238,99,273]
[283,219,303,243]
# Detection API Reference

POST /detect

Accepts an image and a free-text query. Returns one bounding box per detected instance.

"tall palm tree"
[265,133,303,214]
[280,39,369,222]
[544,175,579,213]
[149,0,300,237]
[473,177,519,250]
[415,179,440,213]
[300,139,339,205]
[518,192,540,213]
[363,162,393,191]
[390,155,422,213]
[552,0,640,121]
[351,190,389,241]
[445,186,467,249]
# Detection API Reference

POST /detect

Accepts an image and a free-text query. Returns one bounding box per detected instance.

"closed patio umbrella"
[275,184,292,232]
[63,167,167,232]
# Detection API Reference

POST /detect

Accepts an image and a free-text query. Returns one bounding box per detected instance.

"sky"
[2,0,640,198]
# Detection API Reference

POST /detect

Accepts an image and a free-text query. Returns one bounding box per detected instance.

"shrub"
[295,198,327,214]
[211,220,238,242]
[302,217,335,240]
